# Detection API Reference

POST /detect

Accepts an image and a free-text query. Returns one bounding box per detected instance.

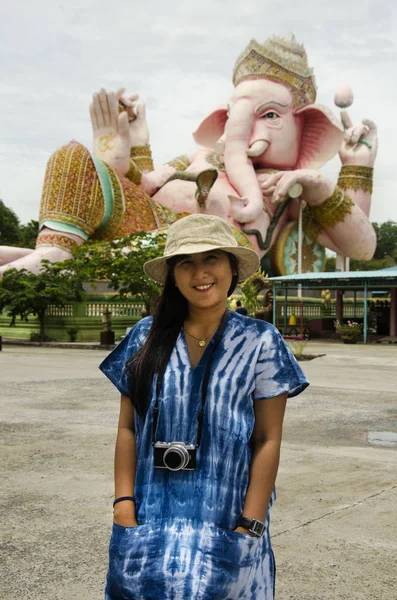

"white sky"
[0,0,396,225]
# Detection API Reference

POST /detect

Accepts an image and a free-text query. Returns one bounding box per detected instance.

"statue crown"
[232,33,317,110]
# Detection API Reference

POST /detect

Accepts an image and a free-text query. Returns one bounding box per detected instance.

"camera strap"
[152,310,229,447]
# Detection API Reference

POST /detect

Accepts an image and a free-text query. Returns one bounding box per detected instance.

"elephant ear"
[295,104,344,170]
[193,106,228,149]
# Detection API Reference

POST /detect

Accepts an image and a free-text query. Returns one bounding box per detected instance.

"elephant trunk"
[224,98,264,223]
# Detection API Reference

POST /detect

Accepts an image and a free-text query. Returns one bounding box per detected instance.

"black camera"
[153,441,196,471]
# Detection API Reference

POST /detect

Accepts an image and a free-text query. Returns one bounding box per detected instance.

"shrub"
[288,340,307,359]
[30,332,54,342]
[66,327,79,342]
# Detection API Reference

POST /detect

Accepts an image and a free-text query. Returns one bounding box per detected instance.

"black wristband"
[113,496,135,508]
[237,516,265,537]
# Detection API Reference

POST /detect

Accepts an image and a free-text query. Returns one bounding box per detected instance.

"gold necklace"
[184,324,218,347]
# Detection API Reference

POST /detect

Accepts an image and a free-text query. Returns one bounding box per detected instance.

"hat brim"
[143,245,260,284]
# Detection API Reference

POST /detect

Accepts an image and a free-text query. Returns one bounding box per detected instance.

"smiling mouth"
[193,283,214,291]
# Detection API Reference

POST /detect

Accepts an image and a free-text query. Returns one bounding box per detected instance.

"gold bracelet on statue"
[129,145,154,173]
[36,234,79,252]
[166,154,192,172]
[302,205,323,241]
[337,165,373,194]
[130,145,152,158]
[308,186,354,230]
[125,159,143,185]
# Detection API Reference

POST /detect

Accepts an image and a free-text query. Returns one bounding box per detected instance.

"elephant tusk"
[246,140,269,157]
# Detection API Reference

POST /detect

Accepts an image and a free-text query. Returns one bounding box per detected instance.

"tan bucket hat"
[144,214,260,284]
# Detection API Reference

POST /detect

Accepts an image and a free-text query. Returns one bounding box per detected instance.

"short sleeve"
[98,317,151,397]
[253,324,309,400]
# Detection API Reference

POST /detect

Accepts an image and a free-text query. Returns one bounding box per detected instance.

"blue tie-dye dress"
[99,311,309,600]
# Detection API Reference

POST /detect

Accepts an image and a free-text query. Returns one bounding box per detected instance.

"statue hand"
[339,111,378,167]
[261,170,335,207]
[90,88,131,175]
[119,92,150,147]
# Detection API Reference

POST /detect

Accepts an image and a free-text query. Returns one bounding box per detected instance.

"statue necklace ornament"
[184,324,219,347]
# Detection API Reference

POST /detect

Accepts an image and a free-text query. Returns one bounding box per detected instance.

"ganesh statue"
[0,34,378,277]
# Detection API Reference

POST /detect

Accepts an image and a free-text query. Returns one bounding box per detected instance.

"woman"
[99,214,309,600]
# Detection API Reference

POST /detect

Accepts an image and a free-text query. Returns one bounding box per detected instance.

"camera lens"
[163,444,189,471]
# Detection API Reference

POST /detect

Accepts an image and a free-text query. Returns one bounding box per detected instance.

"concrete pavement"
[0,342,396,599]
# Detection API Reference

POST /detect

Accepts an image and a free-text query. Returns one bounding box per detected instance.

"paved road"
[1,342,396,599]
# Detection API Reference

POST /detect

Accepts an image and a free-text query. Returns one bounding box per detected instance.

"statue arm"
[304,110,377,260]
[125,152,195,195]
[263,112,378,259]
[302,196,376,259]
[337,114,377,218]
[90,89,151,177]
[90,88,131,175]
[263,168,376,261]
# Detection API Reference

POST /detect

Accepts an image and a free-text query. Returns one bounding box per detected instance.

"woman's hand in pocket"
[113,502,138,527]
[234,526,256,537]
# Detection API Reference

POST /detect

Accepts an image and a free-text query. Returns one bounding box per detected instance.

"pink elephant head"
[193,35,344,224]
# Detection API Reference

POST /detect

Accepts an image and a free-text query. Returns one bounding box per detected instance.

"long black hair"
[126,253,239,417]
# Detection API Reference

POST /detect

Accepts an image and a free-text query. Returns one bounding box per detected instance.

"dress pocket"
[211,525,260,565]
[106,522,164,600]
[196,524,261,599]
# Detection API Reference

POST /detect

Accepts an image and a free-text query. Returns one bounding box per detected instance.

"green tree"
[325,256,336,272]
[326,254,395,272]
[350,255,396,271]
[19,220,39,249]
[71,231,166,312]
[373,221,397,260]
[325,221,397,272]
[0,200,21,245]
[0,262,84,340]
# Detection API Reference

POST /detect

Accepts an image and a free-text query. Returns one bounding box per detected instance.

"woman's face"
[173,250,234,311]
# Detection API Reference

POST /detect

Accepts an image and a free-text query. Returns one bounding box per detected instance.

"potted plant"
[334,320,362,344]
[66,326,79,342]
